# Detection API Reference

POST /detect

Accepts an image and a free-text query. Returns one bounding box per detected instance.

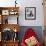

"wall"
[18,0,44,26]
[0,0,44,26]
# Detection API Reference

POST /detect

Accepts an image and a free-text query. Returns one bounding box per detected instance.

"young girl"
[21,28,41,46]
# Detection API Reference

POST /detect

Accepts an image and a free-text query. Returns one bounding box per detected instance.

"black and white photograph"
[25,7,36,20]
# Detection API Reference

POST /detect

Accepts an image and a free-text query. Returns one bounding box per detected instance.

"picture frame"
[2,16,18,24]
[2,10,9,15]
[8,16,18,24]
[9,10,18,15]
[25,7,36,20]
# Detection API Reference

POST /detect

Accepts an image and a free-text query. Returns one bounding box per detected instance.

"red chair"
[21,28,41,46]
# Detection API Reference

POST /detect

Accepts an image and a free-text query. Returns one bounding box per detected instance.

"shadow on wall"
[18,26,43,44]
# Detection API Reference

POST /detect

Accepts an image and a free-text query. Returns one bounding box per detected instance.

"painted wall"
[18,0,44,26]
[0,0,44,26]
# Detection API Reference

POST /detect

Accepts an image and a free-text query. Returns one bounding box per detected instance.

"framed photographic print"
[2,16,8,24]
[8,16,18,24]
[25,7,36,20]
[2,10,9,15]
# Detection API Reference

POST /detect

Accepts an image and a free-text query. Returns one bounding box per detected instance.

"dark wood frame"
[25,7,36,20]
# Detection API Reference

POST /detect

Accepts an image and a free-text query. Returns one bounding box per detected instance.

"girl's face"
[25,36,38,46]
